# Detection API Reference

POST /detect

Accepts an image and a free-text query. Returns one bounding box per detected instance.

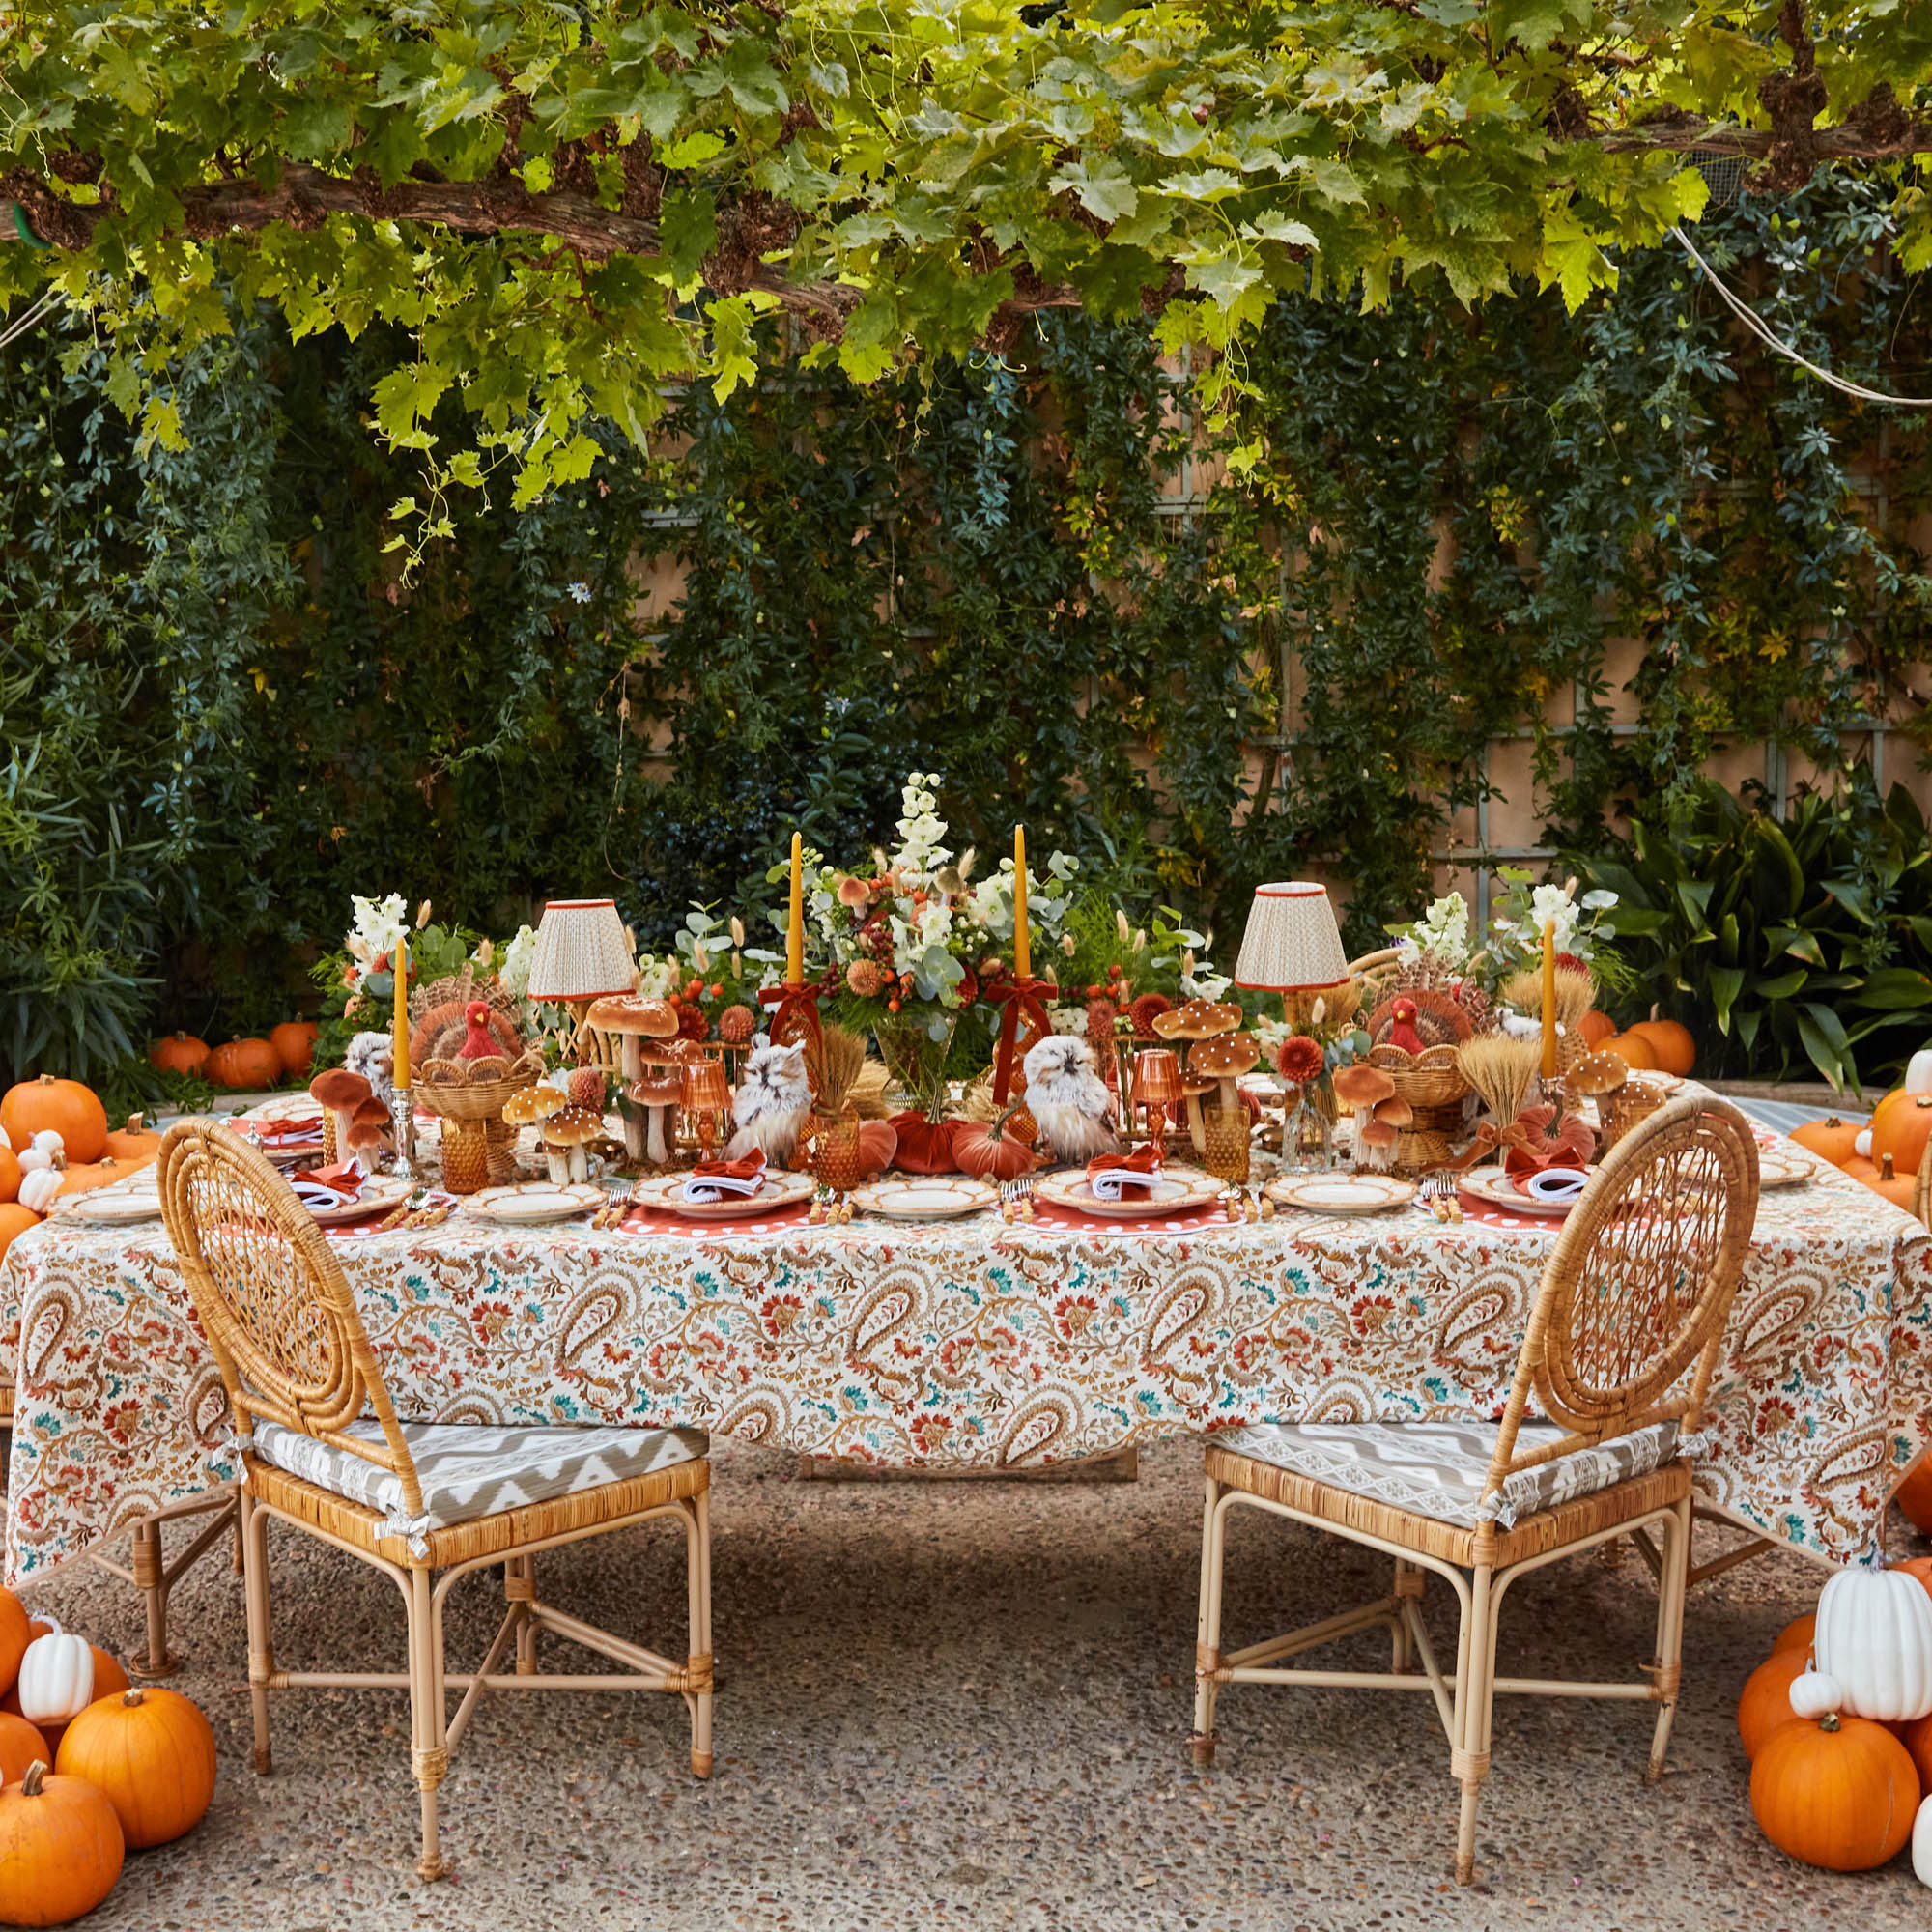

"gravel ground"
[10,1436,1924,1932]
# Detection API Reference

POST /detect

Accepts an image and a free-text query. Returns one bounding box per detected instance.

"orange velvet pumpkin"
[1576,1010,1617,1048]
[0,1076,108,1166]
[1872,1090,1932,1184]
[0,1206,38,1273]
[0,1593,27,1700]
[57,1687,216,1850]
[889,1112,959,1175]
[1750,1712,1919,1870]
[1601,1031,1659,1072]
[856,1120,898,1179]
[204,1037,283,1091]
[0,1150,16,1208]
[952,1116,1037,1181]
[1738,1648,1809,1760]
[1771,1612,1817,1656]
[0,1759,125,1924]
[1789,1116,1864,1167]
[0,1715,47,1789]
[270,1020,321,1077]
[102,1115,162,1164]
[1897,1459,1932,1536]
[149,1032,211,1077]
[1625,1018,1695,1076]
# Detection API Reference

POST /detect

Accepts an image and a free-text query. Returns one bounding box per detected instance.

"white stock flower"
[496,924,539,998]
[349,894,409,967]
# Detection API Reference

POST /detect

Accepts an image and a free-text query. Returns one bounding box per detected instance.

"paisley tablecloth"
[4,1144,1929,1582]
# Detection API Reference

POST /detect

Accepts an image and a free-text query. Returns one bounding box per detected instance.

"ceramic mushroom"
[1330,1064,1398,1167]
[501,1085,567,1178]
[543,1103,602,1183]
[1190,1032,1260,1124]
[1361,1094,1411,1172]
[1151,1000,1243,1153]
[349,1095,393,1170]
[584,994,681,1166]
[309,1067,373,1161]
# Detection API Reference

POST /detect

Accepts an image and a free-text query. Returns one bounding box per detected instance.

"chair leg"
[239,1489,275,1776]
[506,1556,538,1676]
[1391,1557,1415,1673]
[687,1490,714,1779]
[1647,1497,1691,1782]
[1191,1474,1226,1767]
[405,1566,449,1881]
[1452,1564,1494,1887]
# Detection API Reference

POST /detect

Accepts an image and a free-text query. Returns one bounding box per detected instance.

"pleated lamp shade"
[1233,882,1350,992]
[527,898,637,1002]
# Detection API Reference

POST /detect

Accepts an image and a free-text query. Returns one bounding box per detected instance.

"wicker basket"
[413,1049,547,1124]
[1393,1096,1465,1172]
[1369,1041,1471,1109]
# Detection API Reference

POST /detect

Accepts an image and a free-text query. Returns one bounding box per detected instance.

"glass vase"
[1203,1106,1252,1185]
[876,1013,959,1121]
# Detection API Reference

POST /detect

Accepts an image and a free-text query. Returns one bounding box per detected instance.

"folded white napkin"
[291,1156,370,1214]
[682,1154,767,1204]
[1086,1164,1164,1202]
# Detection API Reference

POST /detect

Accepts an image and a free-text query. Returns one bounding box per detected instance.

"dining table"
[3,1099,1928,1655]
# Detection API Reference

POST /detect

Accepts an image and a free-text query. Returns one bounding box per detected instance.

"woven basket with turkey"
[409,967,547,1186]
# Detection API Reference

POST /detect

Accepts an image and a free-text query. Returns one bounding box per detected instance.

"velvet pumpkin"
[1750,1712,1919,1870]
[148,1033,210,1078]
[0,1760,125,1926]
[57,1688,216,1850]
[1738,1648,1810,1760]
[270,1020,321,1077]
[952,1115,1037,1181]
[889,1112,959,1175]
[205,1037,283,1091]
[856,1119,898,1179]
[0,1077,107,1167]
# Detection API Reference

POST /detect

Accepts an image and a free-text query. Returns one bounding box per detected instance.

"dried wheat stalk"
[1499,965,1595,1033]
[813,1025,868,1116]
[1456,1035,1544,1122]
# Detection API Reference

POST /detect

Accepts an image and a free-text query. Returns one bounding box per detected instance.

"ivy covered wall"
[1,177,1927,1089]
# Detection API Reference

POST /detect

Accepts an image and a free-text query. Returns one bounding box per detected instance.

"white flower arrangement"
[494,923,539,999]
[346,893,409,970]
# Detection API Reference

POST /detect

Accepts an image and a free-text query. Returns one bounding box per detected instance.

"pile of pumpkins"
[1789,1050,1932,1212]
[0,1586,215,1925]
[1575,1011,1698,1078]
[1736,1560,1932,1877]
[0,1079,166,1276]
[150,1022,318,1092]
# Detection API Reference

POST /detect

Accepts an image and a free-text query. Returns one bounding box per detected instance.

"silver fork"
[1420,1170,1462,1222]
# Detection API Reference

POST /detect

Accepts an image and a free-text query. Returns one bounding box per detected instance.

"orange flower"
[1276,1036,1325,1085]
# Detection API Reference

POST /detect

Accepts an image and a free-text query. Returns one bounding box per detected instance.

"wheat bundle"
[1455,1034,1543,1124]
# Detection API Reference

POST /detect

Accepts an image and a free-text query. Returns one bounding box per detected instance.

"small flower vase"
[809,1107,866,1193]
[440,1117,491,1195]
[1204,1106,1251,1185]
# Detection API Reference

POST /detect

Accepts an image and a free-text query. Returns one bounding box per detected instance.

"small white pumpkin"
[29,1129,63,1159]
[1856,1127,1874,1158]
[1815,1567,1932,1722]
[14,1146,53,1175]
[1906,1049,1932,1098]
[0,1123,9,1151]
[16,1167,61,1215]
[1915,1793,1932,1888]
[1787,1668,1844,1720]
[14,1628,93,1724]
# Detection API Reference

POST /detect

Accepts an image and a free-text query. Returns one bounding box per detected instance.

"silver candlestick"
[388,1084,418,1180]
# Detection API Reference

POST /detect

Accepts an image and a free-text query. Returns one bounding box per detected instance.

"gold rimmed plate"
[1032,1164,1222,1221]
[1264,1173,1417,1217]
[305,1174,414,1226]
[1456,1167,1576,1220]
[849,1177,999,1221]
[630,1170,817,1222]
[464,1181,607,1226]
[1756,1145,1817,1189]
[53,1177,164,1226]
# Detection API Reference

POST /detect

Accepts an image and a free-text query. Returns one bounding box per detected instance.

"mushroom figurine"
[584,994,681,1165]
[543,1103,603,1184]
[349,1094,393,1168]
[1360,1094,1412,1172]
[501,1085,567,1177]
[1152,1000,1243,1153]
[628,1065,686,1168]
[1190,1032,1261,1124]
[309,1067,374,1163]
[1330,1064,1398,1167]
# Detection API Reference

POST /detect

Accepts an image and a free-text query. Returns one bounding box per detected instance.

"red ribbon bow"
[758,980,826,1092]
[692,1151,768,1182]
[987,974,1057,1106]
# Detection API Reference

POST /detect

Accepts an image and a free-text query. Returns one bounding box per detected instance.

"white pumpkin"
[29,1129,63,1159]
[1787,1668,1844,1720]
[1856,1127,1874,1158]
[1814,1567,1932,1722]
[14,1146,53,1175]
[1905,1049,1932,1098]
[16,1168,61,1215]
[14,1629,93,1724]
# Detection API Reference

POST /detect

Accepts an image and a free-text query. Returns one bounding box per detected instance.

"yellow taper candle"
[1012,826,1030,980]
[1540,919,1557,1079]
[393,930,411,1089]
[786,832,804,984]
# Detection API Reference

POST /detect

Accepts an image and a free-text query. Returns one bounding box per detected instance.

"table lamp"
[1233,882,1350,1012]
[527,899,637,1042]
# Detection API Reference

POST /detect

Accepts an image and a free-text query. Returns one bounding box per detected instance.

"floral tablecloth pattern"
[4,1151,1928,1582]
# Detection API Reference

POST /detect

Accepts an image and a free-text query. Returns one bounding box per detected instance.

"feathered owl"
[1021,1036,1118,1164]
[345,1031,399,1116]
[726,1041,812,1167]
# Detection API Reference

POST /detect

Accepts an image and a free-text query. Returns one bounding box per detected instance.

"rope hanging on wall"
[1670,225,1932,409]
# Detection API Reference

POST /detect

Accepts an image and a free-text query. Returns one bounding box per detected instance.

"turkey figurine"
[1021,1036,1119,1164]
[457,1000,500,1059]
[1384,997,1427,1058]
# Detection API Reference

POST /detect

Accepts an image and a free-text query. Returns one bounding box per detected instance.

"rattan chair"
[1914,1133,1932,1229]
[156,1122,714,1881]
[1190,1094,1757,1885]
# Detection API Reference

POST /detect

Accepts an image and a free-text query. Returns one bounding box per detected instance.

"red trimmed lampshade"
[527,898,637,1003]
[1233,882,1350,992]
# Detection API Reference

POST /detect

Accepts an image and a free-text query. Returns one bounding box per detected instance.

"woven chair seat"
[1210,1418,1680,1531]
[253,1420,708,1554]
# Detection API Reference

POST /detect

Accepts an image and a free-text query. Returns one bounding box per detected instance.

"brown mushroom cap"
[1372,1094,1414,1129]
[1331,1065,1398,1110]
[310,1068,372,1108]
[1564,1049,1629,1098]
[350,1096,391,1128]
[1180,1073,1218,1098]
[543,1103,604,1148]
[501,1085,568,1128]
[585,993,680,1037]
[1360,1118,1399,1149]
[1152,999,1242,1042]
[346,1122,387,1151]
[1191,1034,1261,1079]
[629,1070,685,1107]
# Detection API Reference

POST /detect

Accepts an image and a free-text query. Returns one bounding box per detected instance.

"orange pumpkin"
[952,1111,1038,1181]
[1789,1116,1864,1167]
[1738,1648,1810,1759]
[1902,1708,1932,1792]
[269,1020,320,1077]
[1854,1151,1918,1212]
[1871,1090,1932,1185]
[0,1206,39,1273]
[2,1647,128,1763]
[57,1687,216,1850]
[1601,1031,1659,1072]
[0,1149,17,1208]
[1626,1018,1696,1076]
[856,1119,898,1179]
[0,1594,27,1701]
[204,1037,283,1091]
[1840,1153,1879,1182]
[0,1759,125,1924]
[1771,1612,1817,1657]
[889,1112,959,1175]
[55,1154,157,1200]
[1577,1010,1618,1048]
[149,1032,210,1078]
[0,1076,108,1166]
[102,1114,162,1164]
[0,1715,47,1789]
[1750,1711,1919,1870]
[1897,1459,1932,1536]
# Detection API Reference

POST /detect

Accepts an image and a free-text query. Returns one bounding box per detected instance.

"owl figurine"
[1021,1036,1118,1164]
[726,1041,812,1167]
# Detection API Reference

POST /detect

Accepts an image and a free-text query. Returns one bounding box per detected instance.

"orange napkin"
[1086,1145,1163,1200]
[292,1159,365,1195]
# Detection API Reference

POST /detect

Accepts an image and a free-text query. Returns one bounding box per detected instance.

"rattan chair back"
[157,1122,424,1517]
[1484,1094,1757,1497]
[1915,1136,1932,1231]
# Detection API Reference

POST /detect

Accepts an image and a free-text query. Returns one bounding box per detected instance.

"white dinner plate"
[629,1170,817,1221]
[1264,1174,1417,1217]
[306,1174,415,1226]
[1033,1165,1222,1220]
[464,1182,607,1226]
[1756,1146,1816,1189]
[849,1178,999,1221]
[1456,1167,1577,1219]
[53,1179,164,1226]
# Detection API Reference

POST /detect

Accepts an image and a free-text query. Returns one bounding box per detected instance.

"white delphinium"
[348,894,409,969]
[496,923,539,998]
[633,952,678,1000]
[888,773,952,881]
[1412,892,1472,966]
